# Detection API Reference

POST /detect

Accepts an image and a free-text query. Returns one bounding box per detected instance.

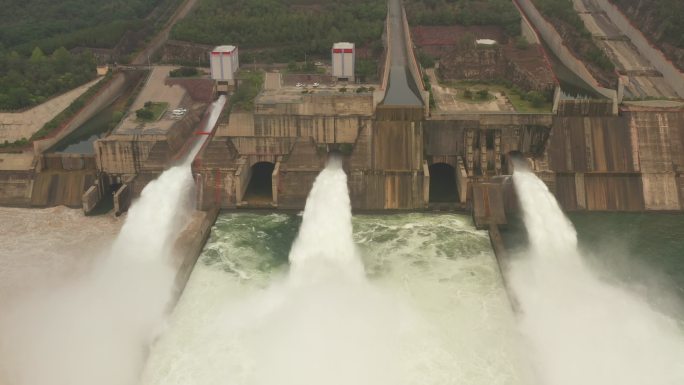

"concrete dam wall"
[541,106,684,211]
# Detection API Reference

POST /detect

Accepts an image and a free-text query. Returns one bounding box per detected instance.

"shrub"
[525,91,546,107]
[169,66,199,78]
[136,108,154,120]
[463,88,473,99]
[477,89,489,100]
[418,51,436,68]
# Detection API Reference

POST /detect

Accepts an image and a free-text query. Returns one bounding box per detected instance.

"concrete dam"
[0,0,683,221]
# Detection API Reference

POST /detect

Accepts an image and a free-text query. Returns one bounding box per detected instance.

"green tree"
[136,108,153,120]
[29,47,45,63]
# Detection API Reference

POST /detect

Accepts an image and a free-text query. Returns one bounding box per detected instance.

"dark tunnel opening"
[245,162,275,202]
[429,163,458,203]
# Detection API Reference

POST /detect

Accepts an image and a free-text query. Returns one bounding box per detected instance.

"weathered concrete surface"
[628,108,683,210]
[0,170,34,207]
[94,67,206,185]
[0,152,35,171]
[172,208,219,300]
[33,73,128,154]
[113,183,131,216]
[82,183,102,214]
[573,0,681,99]
[0,77,102,143]
[584,0,684,99]
[29,154,98,208]
[473,180,507,229]
[538,104,684,211]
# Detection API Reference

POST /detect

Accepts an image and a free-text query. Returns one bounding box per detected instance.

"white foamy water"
[141,160,531,385]
[0,96,226,385]
[288,156,364,285]
[510,170,684,385]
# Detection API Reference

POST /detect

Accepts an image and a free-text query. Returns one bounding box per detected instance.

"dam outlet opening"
[244,161,275,204]
[429,162,458,203]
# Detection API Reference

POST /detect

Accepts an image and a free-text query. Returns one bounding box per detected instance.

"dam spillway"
[141,159,531,385]
[381,0,423,107]
[0,96,226,385]
[506,169,684,384]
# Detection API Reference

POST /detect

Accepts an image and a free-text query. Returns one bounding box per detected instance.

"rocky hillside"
[611,0,684,71]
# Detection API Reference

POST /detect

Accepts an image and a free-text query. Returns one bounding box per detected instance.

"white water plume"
[0,96,226,385]
[510,169,684,385]
[142,155,409,385]
[288,155,365,285]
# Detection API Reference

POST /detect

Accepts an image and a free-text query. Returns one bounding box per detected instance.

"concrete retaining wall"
[400,6,429,112]
[597,0,684,98]
[0,171,34,206]
[113,183,131,215]
[512,0,618,106]
[172,209,219,302]
[456,157,468,203]
[544,108,683,211]
[33,73,127,154]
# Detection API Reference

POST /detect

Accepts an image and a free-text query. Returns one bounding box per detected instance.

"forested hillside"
[0,0,174,55]
[171,0,386,62]
[0,48,96,110]
[405,0,521,37]
[0,0,178,110]
[611,0,684,70]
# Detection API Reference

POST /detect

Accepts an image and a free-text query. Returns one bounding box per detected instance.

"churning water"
[141,157,531,385]
[0,96,226,385]
[509,170,684,385]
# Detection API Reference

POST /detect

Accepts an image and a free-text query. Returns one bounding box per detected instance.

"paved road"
[131,0,199,66]
[381,0,423,106]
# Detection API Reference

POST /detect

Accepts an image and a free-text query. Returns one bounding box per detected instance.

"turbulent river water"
[2,129,683,385]
[507,170,684,385]
[141,161,531,385]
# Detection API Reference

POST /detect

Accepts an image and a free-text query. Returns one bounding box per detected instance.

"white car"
[296,82,304,88]
[171,109,186,118]
[312,82,320,88]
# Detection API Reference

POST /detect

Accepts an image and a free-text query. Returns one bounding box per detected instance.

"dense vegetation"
[231,71,264,111]
[169,66,200,77]
[0,0,180,110]
[531,0,616,85]
[171,0,386,63]
[0,0,171,55]
[0,48,97,110]
[405,0,521,37]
